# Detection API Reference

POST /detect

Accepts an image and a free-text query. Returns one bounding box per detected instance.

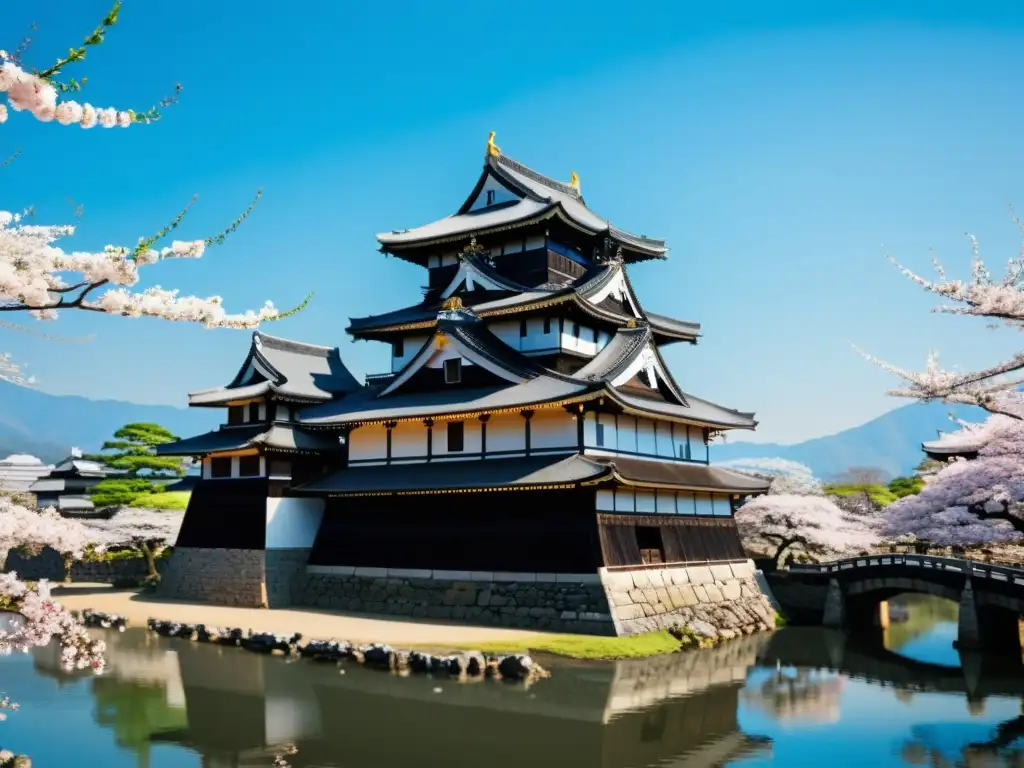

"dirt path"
[51,583,548,646]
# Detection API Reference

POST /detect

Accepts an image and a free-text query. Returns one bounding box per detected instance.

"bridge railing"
[789,554,1024,584]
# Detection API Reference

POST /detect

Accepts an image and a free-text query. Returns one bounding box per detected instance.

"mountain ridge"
[711,400,982,479]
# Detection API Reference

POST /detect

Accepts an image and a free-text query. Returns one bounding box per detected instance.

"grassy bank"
[129,491,190,510]
[429,630,682,660]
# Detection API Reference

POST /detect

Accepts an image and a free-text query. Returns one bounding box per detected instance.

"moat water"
[2,595,1023,766]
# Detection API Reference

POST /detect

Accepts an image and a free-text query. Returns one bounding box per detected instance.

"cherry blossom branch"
[0,1,178,128]
[857,223,1024,419]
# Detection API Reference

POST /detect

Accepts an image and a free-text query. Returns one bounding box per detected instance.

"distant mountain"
[0,382,218,463]
[712,401,984,480]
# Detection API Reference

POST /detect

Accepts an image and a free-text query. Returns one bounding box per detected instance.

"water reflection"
[31,629,774,767]
[12,595,1024,767]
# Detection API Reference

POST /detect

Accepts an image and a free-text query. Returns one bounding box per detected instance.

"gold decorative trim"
[330,482,578,498]
[487,131,501,157]
[441,296,463,310]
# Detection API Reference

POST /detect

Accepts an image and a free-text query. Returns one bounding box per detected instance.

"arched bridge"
[781,554,1024,655]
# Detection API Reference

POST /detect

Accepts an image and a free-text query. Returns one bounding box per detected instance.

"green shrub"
[825,483,898,507]
[888,475,925,499]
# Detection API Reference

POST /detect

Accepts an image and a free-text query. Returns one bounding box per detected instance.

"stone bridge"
[772,554,1024,655]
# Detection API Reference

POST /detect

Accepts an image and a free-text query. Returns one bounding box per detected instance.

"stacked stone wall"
[600,560,776,638]
[294,568,615,635]
[3,546,163,584]
[265,548,312,608]
[156,547,267,607]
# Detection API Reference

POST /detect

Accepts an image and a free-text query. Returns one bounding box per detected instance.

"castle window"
[519,319,527,337]
[635,526,664,565]
[572,323,580,339]
[227,406,244,426]
[592,327,599,343]
[596,423,605,447]
[447,421,465,452]
[543,317,551,334]
[209,457,231,479]
[486,189,495,206]
[393,338,404,358]
[444,358,462,384]
[238,455,261,477]
[248,402,261,422]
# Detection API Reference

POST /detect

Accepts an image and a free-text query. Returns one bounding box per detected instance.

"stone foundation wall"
[294,568,615,635]
[265,548,311,608]
[157,547,267,607]
[3,546,162,584]
[600,560,777,639]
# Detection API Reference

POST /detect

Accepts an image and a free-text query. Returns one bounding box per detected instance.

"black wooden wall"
[175,478,269,549]
[597,514,747,566]
[308,488,604,573]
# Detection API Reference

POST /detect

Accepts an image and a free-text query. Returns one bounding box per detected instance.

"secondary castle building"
[156,137,772,635]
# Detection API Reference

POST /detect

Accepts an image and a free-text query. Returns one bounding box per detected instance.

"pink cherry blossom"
[729,459,880,565]
[884,415,1024,546]
[0,500,107,672]
[0,56,130,130]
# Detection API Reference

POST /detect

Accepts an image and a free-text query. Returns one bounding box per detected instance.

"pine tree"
[87,423,183,507]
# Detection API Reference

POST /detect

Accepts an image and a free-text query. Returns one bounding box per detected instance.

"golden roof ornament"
[626,318,637,328]
[570,170,580,192]
[459,235,488,259]
[487,131,501,157]
[442,296,463,311]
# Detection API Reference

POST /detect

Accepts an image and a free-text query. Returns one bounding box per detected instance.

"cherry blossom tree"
[730,460,880,567]
[0,505,106,583]
[883,415,1024,546]
[80,508,182,582]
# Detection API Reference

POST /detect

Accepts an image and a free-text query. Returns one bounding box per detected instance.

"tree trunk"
[62,552,74,584]
[141,542,160,583]
[772,538,799,570]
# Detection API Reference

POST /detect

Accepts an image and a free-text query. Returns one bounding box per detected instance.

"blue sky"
[5,1,1024,443]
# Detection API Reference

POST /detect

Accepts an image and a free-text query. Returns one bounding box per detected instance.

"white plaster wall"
[391,334,429,373]
[688,428,706,460]
[530,409,577,450]
[655,421,674,458]
[618,416,639,453]
[561,323,600,356]
[434,418,482,458]
[486,414,526,453]
[595,489,732,516]
[391,420,427,458]
[265,497,325,549]
[424,345,470,369]
[350,425,388,462]
[636,420,656,455]
[467,175,520,211]
[525,234,545,251]
[488,318,557,353]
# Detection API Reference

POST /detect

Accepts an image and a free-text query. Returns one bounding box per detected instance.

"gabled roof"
[306,304,754,430]
[347,261,700,344]
[377,150,668,262]
[437,252,535,299]
[48,456,116,478]
[188,331,362,407]
[156,424,342,456]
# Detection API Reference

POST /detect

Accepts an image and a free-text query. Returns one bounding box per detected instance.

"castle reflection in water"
[33,628,776,768]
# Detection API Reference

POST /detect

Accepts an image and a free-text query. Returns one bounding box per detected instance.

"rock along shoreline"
[76,610,549,685]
